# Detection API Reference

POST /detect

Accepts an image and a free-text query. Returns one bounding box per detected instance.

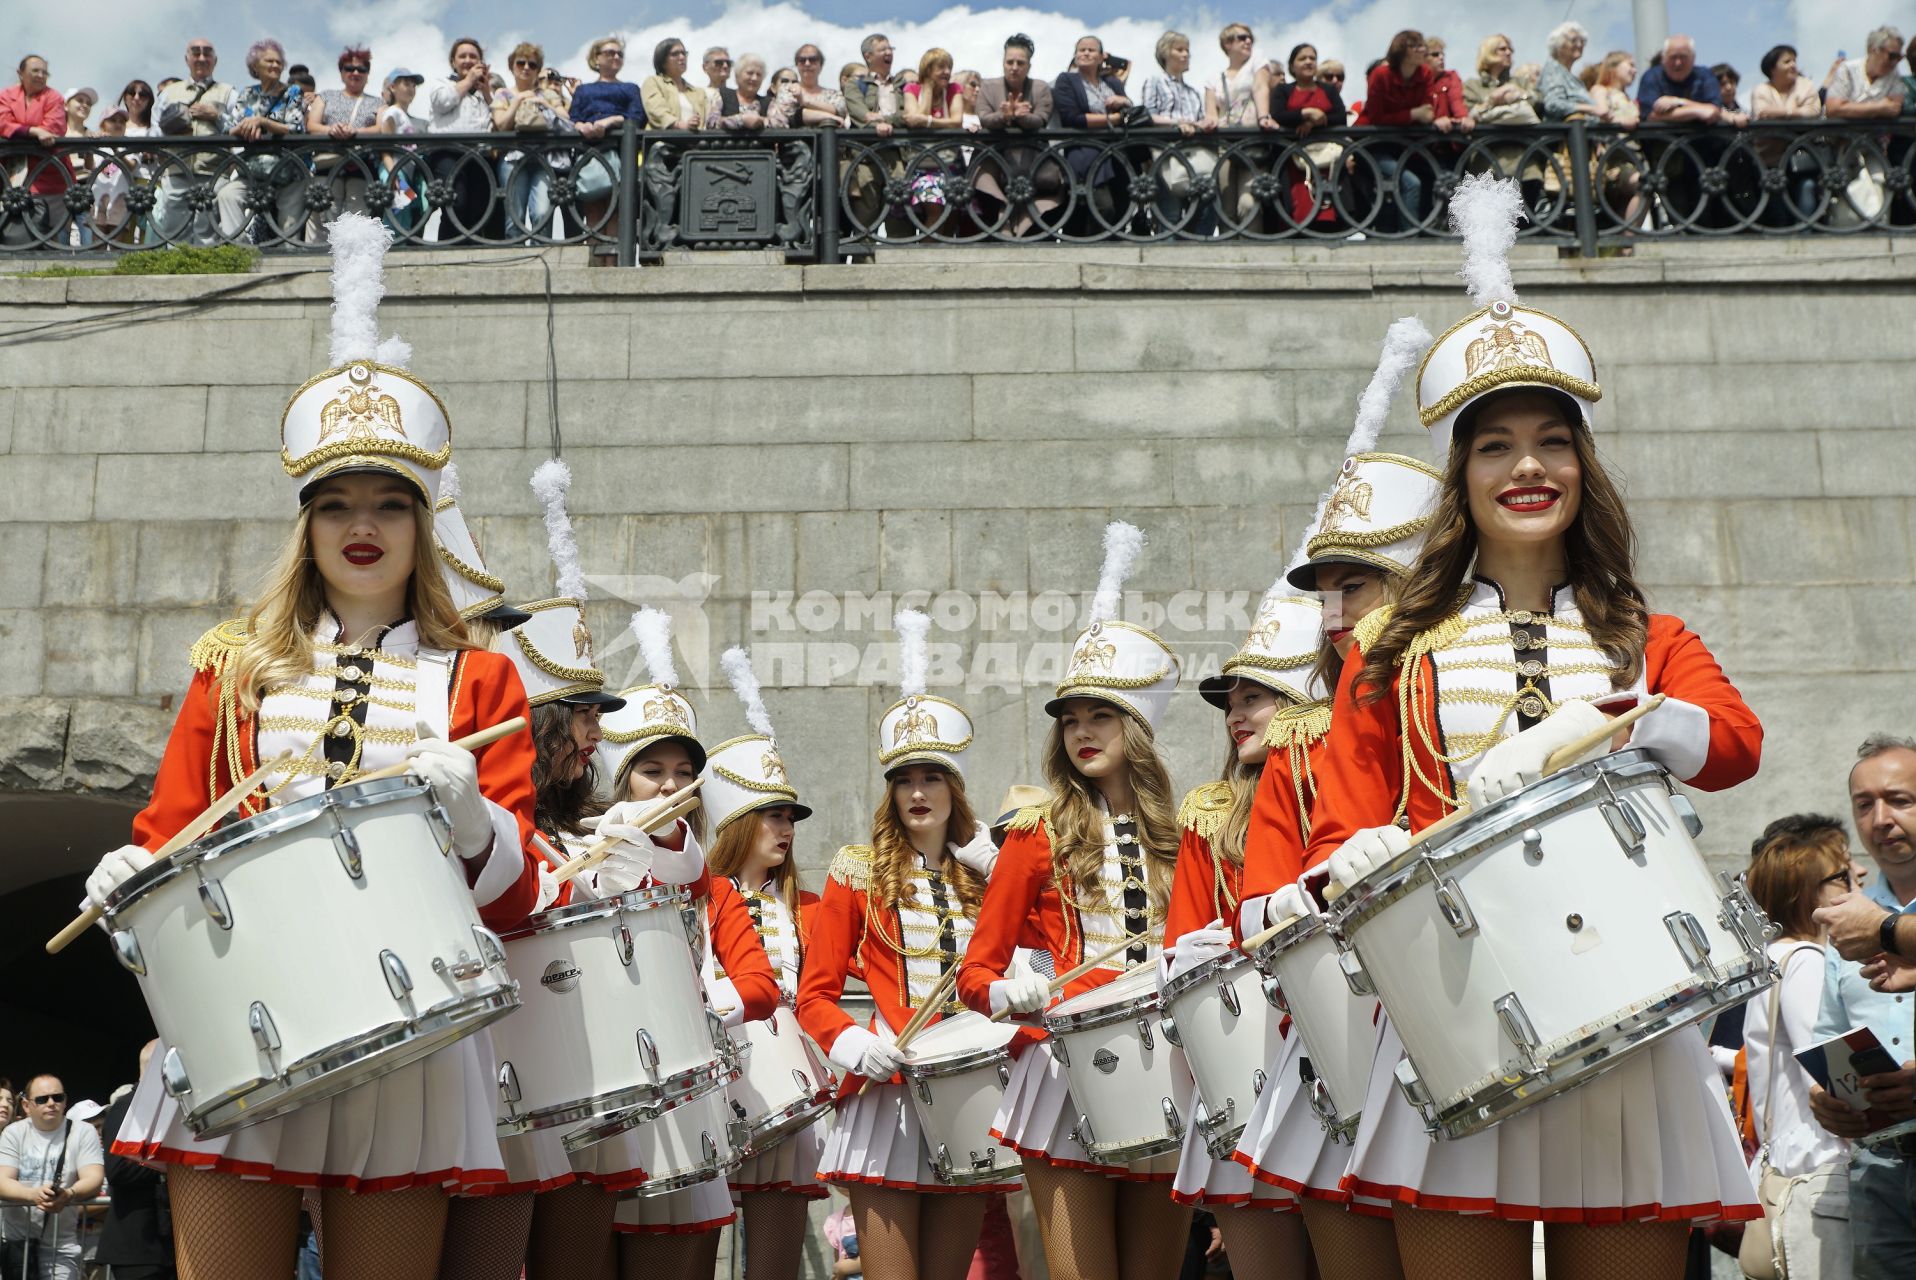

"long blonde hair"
[231,499,473,714]
[708,804,802,933]
[617,739,709,845]
[867,768,985,917]
[1042,711,1178,922]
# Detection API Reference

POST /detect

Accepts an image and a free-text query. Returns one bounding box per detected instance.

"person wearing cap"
[78,215,546,1279]
[797,610,1013,1280]
[954,523,1194,1280]
[1304,175,1764,1276]
[379,67,428,134]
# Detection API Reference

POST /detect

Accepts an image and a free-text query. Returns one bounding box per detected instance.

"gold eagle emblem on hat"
[893,702,937,745]
[317,379,406,445]
[572,617,593,660]
[1318,477,1373,533]
[1464,319,1553,377]
[642,692,689,728]
[761,750,789,786]
[1070,637,1117,676]
[1247,612,1284,650]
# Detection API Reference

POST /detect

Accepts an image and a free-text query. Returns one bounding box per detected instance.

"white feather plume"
[721,646,775,739]
[630,608,679,689]
[529,458,587,602]
[439,460,462,502]
[894,608,931,699]
[1089,521,1145,626]
[325,213,405,368]
[1449,172,1524,309]
[375,334,413,368]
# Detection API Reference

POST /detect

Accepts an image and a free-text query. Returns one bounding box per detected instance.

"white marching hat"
[596,608,705,792]
[878,608,974,776]
[503,459,624,710]
[281,215,450,506]
[433,462,530,629]
[1043,521,1180,732]
[1415,175,1600,455]
[1288,452,1441,586]
[1198,591,1325,709]
[702,647,812,833]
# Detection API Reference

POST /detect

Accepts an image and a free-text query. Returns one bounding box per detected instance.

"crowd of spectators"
[1,21,1912,245]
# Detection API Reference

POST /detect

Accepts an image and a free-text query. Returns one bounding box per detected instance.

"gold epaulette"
[1005,804,1049,834]
[828,844,874,891]
[1263,699,1334,751]
[1176,780,1234,842]
[189,619,249,675]
[1351,606,1393,655]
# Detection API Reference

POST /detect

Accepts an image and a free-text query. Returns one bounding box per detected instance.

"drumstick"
[855,965,961,1095]
[352,716,530,785]
[47,751,296,955]
[989,933,1144,1023]
[1318,693,1671,905]
[552,781,705,884]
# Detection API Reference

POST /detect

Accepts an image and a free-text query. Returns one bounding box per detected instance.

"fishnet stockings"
[1213,1203,1309,1275]
[847,1183,991,1280]
[171,1164,302,1280]
[1021,1162,1192,1280]
[437,1193,533,1280]
[526,1183,617,1280]
[739,1190,813,1280]
[618,1224,722,1278]
[1114,1180,1191,1280]
[1394,1204,1531,1280]
[1299,1200,1405,1280]
[319,1183,447,1280]
[1543,1220,1690,1280]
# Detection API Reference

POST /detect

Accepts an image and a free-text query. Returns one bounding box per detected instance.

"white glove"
[1328,824,1411,893]
[532,863,563,911]
[1267,882,1312,930]
[581,802,704,886]
[1466,699,1611,811]
[949,828,999,879]
[826,1025,901,1079]
[1166,924,1234,983]
[707,977,745,1028]
[407,720,493,860]
[86,844,155,912]
[988,967,1051,1018]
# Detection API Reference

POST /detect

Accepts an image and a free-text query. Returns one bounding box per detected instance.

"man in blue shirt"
[1811,734,1916,1280]
[1637,34,1748,125]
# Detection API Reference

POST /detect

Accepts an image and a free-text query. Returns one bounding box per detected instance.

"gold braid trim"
[714,763,799,797]
[1263,699,1334,751]
[1420,366,1602,428]
[435,539,505,593]
[1350,605,1394,655]
[1176,781,1234,843]
[1054,665,1174,693]
[1005,804,1050,834]
[829,844,875,892]
[510,630,602,684]
[1306,515,1434,556]
[190,619,249,675]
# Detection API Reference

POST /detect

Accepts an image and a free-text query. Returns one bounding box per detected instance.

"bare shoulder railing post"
[817,127,841,265]
[1566,120,1599,256]
[617,120,640,267]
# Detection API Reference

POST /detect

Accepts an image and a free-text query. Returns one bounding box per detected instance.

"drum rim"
[929,1138,1025,1185]
[106,775,438,914]
[504,1056,734,1139]
[900,1042,1011,1079]
[1045,964,1161,1026]
[1251,906,1335,972]
[558,1063,739,1152]
[1160,941,1257,1005]
[1044,986,1165,1034]
[499,881,688,940]
[740,1093,834,1153]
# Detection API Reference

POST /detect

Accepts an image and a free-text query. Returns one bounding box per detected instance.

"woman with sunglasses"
[306,46,381,236]
[641,38,716,131]
[790,45,850,126]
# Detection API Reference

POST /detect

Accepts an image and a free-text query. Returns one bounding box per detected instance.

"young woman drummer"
[796,610,1008,1280]
[576,625,780,1277]
[83,215,546,1280]
[1224,320,1439,1280]
[955,525,1194,1280]
[1306,175,1763,1280]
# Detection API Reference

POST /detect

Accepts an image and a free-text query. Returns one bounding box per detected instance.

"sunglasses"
[512,59,540,68]
[30,1093,65,1105]
[711,59,733,67]
[188,46,215,55]
[1228,34,1253,43]
[796,55,823,65]
[341,64,370,74]
[1322,72,1345,80]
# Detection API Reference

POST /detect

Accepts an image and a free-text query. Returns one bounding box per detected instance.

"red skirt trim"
[114,1138,506,1196]
[817,1169,1021,1195]
[612,1211,735,1235]
[1341,1175,1766,1225]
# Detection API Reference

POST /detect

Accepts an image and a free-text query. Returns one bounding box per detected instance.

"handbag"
[1739,945,1839,1280]
[511,96,553,132]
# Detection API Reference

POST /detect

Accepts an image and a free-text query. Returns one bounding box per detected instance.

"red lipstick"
[343,543,384,565]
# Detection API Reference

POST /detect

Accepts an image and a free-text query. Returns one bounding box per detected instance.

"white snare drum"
[725,1003,835,1156]
[1161,947,1285,1158]
[491,884,727,1136]
[1330,749,1774,1140]
[101,776,519,1139]
[900,1012,1023,1186]
[1042,964,1186,1164]
[620,1079,749,1197]
[1252,889,1378,1143]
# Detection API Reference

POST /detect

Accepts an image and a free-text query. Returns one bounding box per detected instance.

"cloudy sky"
[20,1,1913,116]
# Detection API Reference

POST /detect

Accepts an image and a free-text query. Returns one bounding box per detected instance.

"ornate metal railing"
[4,120,1913,261]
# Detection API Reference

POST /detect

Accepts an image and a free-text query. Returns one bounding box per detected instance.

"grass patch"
[13,244,260,278]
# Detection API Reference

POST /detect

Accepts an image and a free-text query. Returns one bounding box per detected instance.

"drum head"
[906,1011,1018,1060]
[1048,960,1157,1019]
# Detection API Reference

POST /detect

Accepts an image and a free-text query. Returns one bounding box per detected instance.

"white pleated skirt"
[1344,1018,1762,1224]
[464,1128,574,1196]
[613,1178,735,1234]
[990,1043,1176,1183]
[1228,1017,1394,1216]
[111,1032,506,1194]
[731,1116,828,1198]
[567,1120,651,1194]
[821,1080,1022,1194]
[1171,1083,1297,1210]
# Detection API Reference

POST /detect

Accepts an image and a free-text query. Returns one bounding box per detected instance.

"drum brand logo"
[1092,1048,1119,1074]
[540,960,582,994]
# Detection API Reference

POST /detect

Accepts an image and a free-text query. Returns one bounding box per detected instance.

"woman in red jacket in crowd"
[1356,29,1438,230]
[797,611,1010,1280]
[1304,176,1763,1280]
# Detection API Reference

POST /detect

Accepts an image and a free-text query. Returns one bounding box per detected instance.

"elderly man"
[701,46,732,94]
[1828,26,1907,119]
[152,37,238,244]
[1637,33,1746,124]
[0,1075,106,1280]
[842,31,912,239]
[1810,734,1916,1279]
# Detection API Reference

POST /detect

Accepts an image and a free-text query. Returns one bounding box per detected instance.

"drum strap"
[414,650,452,742]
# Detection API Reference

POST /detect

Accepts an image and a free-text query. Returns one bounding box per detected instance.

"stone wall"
[4,238,1913,882]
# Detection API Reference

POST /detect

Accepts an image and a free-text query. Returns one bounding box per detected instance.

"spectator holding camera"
[0,1074,106,1280]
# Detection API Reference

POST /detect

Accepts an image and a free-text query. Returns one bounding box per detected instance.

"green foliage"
[12,244,260,278]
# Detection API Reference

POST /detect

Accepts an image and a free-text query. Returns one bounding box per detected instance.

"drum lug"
[331,810,364,879]
[1717,875,1778,950]
[1664,910,1718,982]
[1070,1112,1094,1145]
[1599,790,1647,855]
[1336,948,1374,997]
[997,1062,1011,1088]
[425,802,455,856]
[110,928,146,976]
[934,1144,954,1181]
[1135,1016,1155,1051]
[1217,978,1242,1017]
[497,1060,523,1111]
[249,1000,283,1055]
[380,948,414,1001]
[160,1046,192,1099]
[616,922,635,967]
[1392,1058,1436,1130]
[1667,791,1704,839]
[1493,992,1543,1068]
[1252,1068,1267,1098]
[914,1076,932,1106]
[766,1012,780,1036]
[1161,1097,1184,1139]
[432,950,486,982]
[728,1118,750,1153]
[701,1131,720,1165]
[1433,876,1478,937]
[792,1068,813,1097]
[637,1028,661,1074]
[1159,1015,1181,1047]
[1262,974,1288,1011]
[473,925,508,969]
[196,871,233,931]
[1049,1037,1070,1068]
